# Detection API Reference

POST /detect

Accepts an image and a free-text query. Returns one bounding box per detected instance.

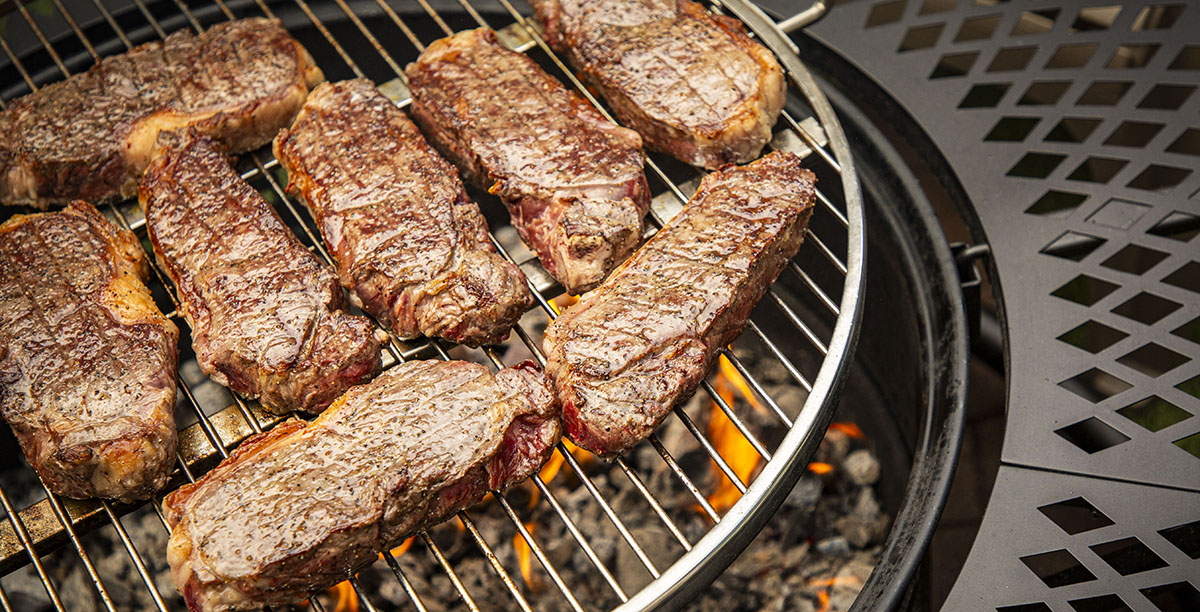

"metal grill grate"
[0,1,865,610]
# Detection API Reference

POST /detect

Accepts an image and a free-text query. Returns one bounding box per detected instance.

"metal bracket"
[950,243,989,342]
[777,0,828,33]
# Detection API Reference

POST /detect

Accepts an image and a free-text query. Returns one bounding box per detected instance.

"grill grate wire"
[0,1,861,610]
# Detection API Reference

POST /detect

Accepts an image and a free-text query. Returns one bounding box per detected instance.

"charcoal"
[844,449,881,485]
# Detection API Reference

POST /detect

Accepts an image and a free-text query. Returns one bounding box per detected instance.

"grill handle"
[776,0,827,33]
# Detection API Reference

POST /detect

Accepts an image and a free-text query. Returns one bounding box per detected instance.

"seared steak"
[532,0,785,169]
[407,28,650,295]
[0,201,178,502]
[163,359,560,612]
[141,131,382,415]
[274,79,533,347]
[0,18,322,209]
[543,151,815,457]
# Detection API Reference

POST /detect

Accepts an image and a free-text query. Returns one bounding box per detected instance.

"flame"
[808,462,834,475]
[514,522,543,592]
[549,294,579,315]
[328,581,357,612]
[717,355,765,413]
[703,374,760,513]
[380,536,414,560]
[829,421,865,439]
[816,589,830,612]
[809,575,863,612]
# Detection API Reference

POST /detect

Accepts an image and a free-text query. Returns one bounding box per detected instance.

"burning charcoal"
[843,449,881,485]
[816,428,851,464]
[834,489,889,548]
[815,535,850,556]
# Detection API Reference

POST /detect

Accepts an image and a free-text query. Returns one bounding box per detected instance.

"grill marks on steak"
[532,0,785,169]
[141,131,382,415]
[543,151,815,457]
[162,359,560,612]
[274,79,533,347]
[0,202,178,502]
[407,28,650,295]
[0,18,323,209]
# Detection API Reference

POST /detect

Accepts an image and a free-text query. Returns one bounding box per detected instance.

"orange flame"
[809,575,863,612]
[816,589,830,612]
[717,355,765,413]
[549,294,579,315]
[704,375,761,514]
[328,581,357,612]
[829,421,865,439]
[380,536,414,560]
[808,462,834,475]
[514,522,543,592]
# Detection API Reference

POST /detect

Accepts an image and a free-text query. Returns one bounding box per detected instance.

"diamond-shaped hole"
[1178,374,1200,400]
[1139,84,1196,109]
[899,23,944,52]
[1051,275,1120,306]
[1169,46,1200,70]
[865,0,906,28]
[1128,164,1191,192]
[1157,520,1200,559]
[1175,431,1200,459]
[1046,117,1101,142]
[1111,292,1181,324]
[1163,261,1200,294]
[1104,121,1164,147]
[1020,549,1097,587]
[1172,316,1200,345]
[918,0,955,15]
[1166,129,1200,156]
[998,605,1052,612]
[1037,497,1115,535]
[1041,231,1106,261]
[1013,9,1060,35]
[1118,396,1193,431]
[1068,157,1128,183]
[1090,537,1169,576]
[1132,4,1184,31]
[1047,43,1099,68]
[1117,343,1189,377]
[959,83,1010,108]
[1140,581,1200,611]
[1026,190,1087,217]
[1056,417,1131,452]
[1087,198,1149,229]
[955,14,1002,42]
[1101,244,1169,274]
[1150,211,1200,242]
[930,51,979,79]
[985,117,1040,141]
[1009,152,1066,178]
[1019,81,1071,105]
[989,46,1037,72]
[1069,594,1131,612]
[1107,44,1161,68]
[1059,369,1132,402]
[1073,5,1121,30]
[1057,320,1127,352]
[1078,81,1133,105]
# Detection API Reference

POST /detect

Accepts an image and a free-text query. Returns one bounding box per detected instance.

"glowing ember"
[328,580,357,612]
[829,421,865,439]
[704,375,761,514]
[808,462,834,475]
[809,575,863,612]
[816,589,830,612]
[514,523,543,592]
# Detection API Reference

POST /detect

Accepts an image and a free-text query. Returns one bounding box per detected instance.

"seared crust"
[543,152,815,457]
[532,0,785,169]
[0,18,323,209]
[0,201,178,502]
[407,28,651,295]
[163,359,560,612]
[141,131,382,415]
[274,79,533,347]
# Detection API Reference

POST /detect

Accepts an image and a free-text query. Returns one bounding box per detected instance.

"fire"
[382,536,414,559]
[717,355,765,413]
[328,581,357,612]
[549,294,579,315]
[816,589,830,612]
[704,371,761,514]
[808,462,834,475]
[808,575,863,612]
[829,421,865,439]
[513,522,543,592]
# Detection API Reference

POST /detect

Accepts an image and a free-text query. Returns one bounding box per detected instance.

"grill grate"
[0,1,865,610]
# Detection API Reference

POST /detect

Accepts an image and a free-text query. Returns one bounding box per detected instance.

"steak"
[532,0,785,169]
[163,359,560,612]
[543,151,815,457]
[0,18,323,209]
[141,131,383,415]
[0,201,178,502]
[406,28,651,295]
[274,79,533,347]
